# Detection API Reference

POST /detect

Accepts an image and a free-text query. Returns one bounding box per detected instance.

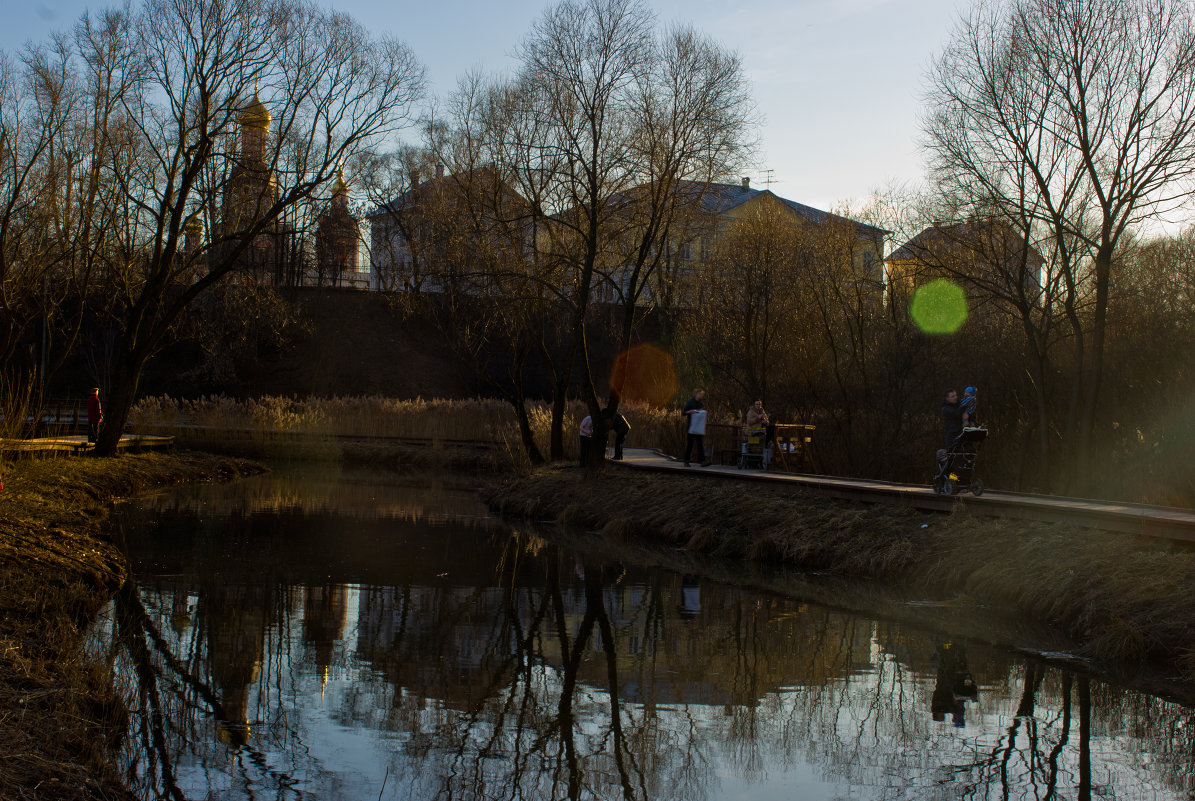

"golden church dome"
[183,213,203,234]
[238,89,271,130]
[332,168,348,195]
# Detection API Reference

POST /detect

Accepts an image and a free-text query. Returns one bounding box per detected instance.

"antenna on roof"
[762,169,779,188]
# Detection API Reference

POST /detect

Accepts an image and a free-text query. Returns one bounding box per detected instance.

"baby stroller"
[738,427,768,469]
[933,427,987,496]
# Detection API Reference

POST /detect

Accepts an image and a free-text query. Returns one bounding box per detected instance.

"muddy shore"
[486,464,1195,694]
[0,452,262,801]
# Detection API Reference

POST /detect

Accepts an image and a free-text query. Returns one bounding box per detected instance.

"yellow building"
[885,220,1044,306]
[598,178,887,307]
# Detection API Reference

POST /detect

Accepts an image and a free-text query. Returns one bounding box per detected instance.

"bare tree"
[694,202,803,405]
[356,144,445,293]
[925,0,1195,488]
[598,24,754,419]
[453,0,755,467]
[512,0,657,465]
[84,0,423,455]
[0,24,134,426]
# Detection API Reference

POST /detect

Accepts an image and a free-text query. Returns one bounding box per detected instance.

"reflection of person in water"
[931,640,979,727]
[677,575,701,619]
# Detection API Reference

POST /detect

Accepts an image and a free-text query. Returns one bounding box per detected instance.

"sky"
[1,0,966,216]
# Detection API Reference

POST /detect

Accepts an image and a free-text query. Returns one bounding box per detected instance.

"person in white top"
[681,389,710,466]
[578,414,594,467]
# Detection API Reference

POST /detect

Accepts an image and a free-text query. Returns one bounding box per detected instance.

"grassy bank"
[0,452,262,801]
[486,465,1195,684]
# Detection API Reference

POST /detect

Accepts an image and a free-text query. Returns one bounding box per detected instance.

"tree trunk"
[551,374,567,461]
[511,394,544,465]
[1077,676,1091,801]
[1075,246,1112,490]
[1019,314,1053,487]
[93,349,145,457]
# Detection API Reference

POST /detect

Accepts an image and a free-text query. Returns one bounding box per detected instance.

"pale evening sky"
[3,0,965,216]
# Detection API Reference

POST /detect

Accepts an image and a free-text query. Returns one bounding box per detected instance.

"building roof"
[887,221,1044,265]
[369,173,887,240]
[675,179,887,238]
[368,167,523,219]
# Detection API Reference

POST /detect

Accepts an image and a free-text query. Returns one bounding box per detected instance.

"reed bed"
[132,395,518,440]
[130,395,695,466]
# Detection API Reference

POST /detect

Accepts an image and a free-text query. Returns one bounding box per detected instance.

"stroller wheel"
[970,479,983,497]
[932,476,944,494]
[942,478,957,496]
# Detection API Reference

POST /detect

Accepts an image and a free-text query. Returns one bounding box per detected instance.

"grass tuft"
[600,517,635,542]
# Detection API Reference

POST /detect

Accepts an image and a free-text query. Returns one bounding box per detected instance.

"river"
[93,464,1195,800]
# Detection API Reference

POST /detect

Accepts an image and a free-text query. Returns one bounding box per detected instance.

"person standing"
[606,410,631,461]
[941,388,963,449]
[745,399,776,445]
[682,389,710,467]
[578,414,594,467]
[87,387,103,444]
[745,399,776,468]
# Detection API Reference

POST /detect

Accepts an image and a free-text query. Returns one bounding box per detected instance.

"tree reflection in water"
[101,499,1195,801]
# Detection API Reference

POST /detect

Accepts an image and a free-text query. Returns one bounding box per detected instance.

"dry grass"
[132,395,517,439]
[486,467,1195,680]
[0,451,262,800]
[130,395,693,468]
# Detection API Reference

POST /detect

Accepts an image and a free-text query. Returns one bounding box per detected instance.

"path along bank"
[486,464,1195,693]
[0,452,261,801]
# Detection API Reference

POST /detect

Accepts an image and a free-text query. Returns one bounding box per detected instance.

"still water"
[97,464,1195,800]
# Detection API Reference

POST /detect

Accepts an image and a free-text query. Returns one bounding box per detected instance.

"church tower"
[314,168,362,287]
[221,89,289,284]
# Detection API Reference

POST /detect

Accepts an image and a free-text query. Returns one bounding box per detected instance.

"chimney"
[435,163,445,179]
[410,170,420,189]
[741,177,750,188]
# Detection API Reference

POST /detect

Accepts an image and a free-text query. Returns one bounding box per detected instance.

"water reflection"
[100,468,1195,800]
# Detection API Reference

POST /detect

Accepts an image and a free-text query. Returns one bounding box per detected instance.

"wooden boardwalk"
[610,447,1195,542]
[1,434,174,457]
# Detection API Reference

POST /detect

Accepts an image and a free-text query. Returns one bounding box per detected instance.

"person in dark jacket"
[605,410,631,460]
[681,389,709,467]
[941,388,963,449]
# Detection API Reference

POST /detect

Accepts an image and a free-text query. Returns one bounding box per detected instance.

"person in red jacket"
[87,387,103,443]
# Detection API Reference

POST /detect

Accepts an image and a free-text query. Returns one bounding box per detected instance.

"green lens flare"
[909,279,968,334]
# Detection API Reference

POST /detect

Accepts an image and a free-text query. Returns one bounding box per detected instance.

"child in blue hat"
[960,386,978,427]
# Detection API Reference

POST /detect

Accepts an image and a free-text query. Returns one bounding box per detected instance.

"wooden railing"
[34,398,88,437]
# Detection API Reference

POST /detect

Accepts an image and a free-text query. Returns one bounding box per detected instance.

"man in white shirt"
[579,414,594,467]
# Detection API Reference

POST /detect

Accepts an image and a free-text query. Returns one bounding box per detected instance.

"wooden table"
[769,423,816,472]
[703,422,817,471]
